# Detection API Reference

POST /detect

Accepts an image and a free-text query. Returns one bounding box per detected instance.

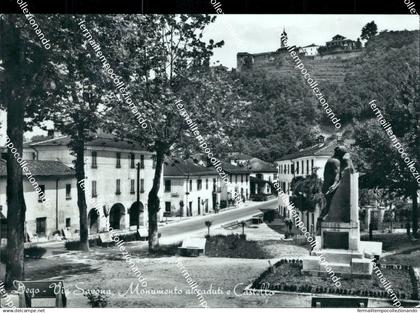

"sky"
[0,14,418,144]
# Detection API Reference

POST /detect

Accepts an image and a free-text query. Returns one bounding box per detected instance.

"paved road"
[159,199,278,238]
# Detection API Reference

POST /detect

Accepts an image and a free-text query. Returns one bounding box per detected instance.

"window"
[130,179,135,194]
[140,179,145,193]
[229,175,232,183]
[279,166,282,174]
[206,179,209,190]
[116,152,121,168]
[36,217,47,236]
[65,184,71,200]
[301,161,304,174]
[65,218,71,228]
[306,160,309,175]
[274,173,278,180]
[235,175,238,183]
[197,179,202,191]
[130,153,135,168]
[164,179,171,192]
[116,179,121,195]
[92,180,97,197]
[91,151,97,168]
[152,155,156,169]
[246,175,248,182]
[291,164,294,174]
[296,162,299,174]
[241,174,243,183]
[189,180,192,192]
[38,185,46,202]
[32,152,37,160]
[165,202,171,213]
[287,164,289,174]
[140,155,144,169]
[284,165,287,174]
[311,159,314,173]
[213,178,217,192]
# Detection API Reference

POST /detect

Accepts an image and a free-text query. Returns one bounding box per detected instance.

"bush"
[24,246,47,259]
[84,288,110,308]
[239,234,246,240]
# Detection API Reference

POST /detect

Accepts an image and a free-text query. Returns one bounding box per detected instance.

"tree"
[290,173,324,212]
[0,14,51,287]
[204,220,212,237]
[360,21,378,42]
[352,120,419,237]
[106,15,247,251]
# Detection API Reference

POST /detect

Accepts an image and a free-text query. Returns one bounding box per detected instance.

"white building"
[0,159,77,239]
[163,159,221,216]
[220,161,251,207]
[22,134,163,234]
[300,44,319,56]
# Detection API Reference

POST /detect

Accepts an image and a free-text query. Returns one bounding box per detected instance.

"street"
[159,199,278,243]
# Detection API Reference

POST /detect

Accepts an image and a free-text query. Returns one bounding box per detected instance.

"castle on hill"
[237,28,363,77]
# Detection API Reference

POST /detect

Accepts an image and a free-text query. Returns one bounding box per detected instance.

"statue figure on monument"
[316,146,354,233]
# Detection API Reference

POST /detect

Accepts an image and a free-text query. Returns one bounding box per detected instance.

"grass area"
[382,250,420,267]
[252,260,416,300]
[361,233,419,251]
[205,234,277,259]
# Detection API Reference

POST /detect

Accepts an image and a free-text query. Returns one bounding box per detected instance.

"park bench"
[311,296,368,308]
[99,232,115,247]
[178,238,206,257]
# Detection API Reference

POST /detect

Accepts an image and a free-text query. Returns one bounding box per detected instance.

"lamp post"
[136,162,140,231]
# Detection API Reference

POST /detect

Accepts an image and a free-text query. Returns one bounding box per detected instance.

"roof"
[332,34,346,40]
[164,159,218,177]
[245,158,277,173]
[220,161,252,174]
[276,139,342,162]
[0,160,74,177]
[302,44,319,48]
[26,134,148,152]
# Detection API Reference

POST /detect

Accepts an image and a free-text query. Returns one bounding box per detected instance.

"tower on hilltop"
[280,27,288,48]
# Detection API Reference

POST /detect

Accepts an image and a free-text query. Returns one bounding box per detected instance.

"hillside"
[229,30,419,162]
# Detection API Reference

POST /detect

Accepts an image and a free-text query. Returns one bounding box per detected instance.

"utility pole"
[136,162,140,230]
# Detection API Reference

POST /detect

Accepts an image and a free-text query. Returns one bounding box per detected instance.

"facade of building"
[229,156,277,195]
[22,134,163,234]
[163,159,221,217]
[325,34,357,50]
[300,44,320,56]
[221,161,251,206]
[0,159,77,239]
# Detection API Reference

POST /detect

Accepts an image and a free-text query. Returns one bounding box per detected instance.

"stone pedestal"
[302,171,379,278]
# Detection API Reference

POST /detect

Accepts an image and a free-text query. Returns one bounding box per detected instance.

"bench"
[311,296,368,308]
[178,238,206,257]
[99,232,115,248]
[15,280,67,308]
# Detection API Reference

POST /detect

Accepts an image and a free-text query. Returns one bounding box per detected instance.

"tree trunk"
[412,189,418,237]
[147,143,165,252]
[75,140,89,251]
[2,16,27,289]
